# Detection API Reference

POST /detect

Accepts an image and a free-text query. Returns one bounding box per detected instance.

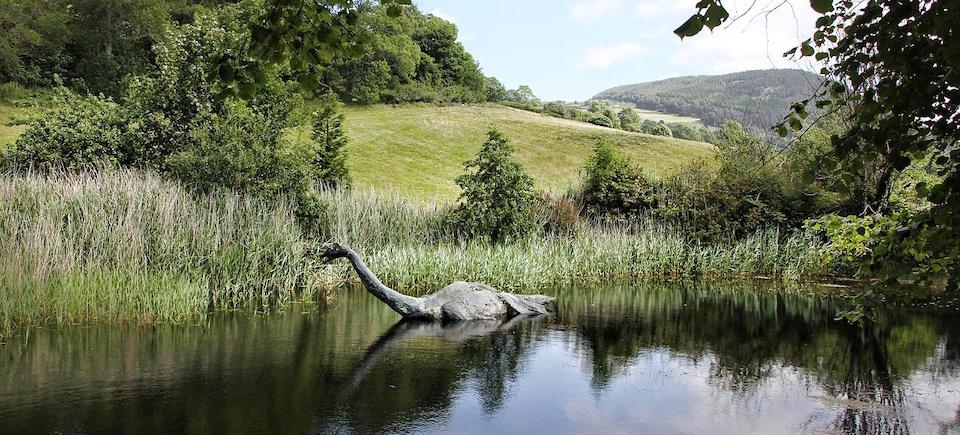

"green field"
[633,108,701,124]
[0,104,30,148]
[306,104,714,201]
[3,101,715,200]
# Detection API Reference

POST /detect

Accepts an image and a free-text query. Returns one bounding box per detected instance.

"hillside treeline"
[0,0,488,104]
[594,69,822,129]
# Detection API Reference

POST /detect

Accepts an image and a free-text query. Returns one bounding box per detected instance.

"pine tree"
[451,130,537,243]
[310,92,351,189]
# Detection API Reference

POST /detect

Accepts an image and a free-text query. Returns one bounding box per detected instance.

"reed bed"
[0,170,318,338]
[1,170,834,339]
[316,189,832,293]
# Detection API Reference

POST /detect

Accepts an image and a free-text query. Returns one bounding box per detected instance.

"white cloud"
[570,0,621,24]
[428,8,457,24]
[577,42,648,70]
[669,2,820,73]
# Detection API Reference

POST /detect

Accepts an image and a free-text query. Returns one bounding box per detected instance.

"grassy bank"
[0,171,320,338]
[300,104,715,200]
[319,188,832,293]
[1,170,835,339]
[2,99,714,201]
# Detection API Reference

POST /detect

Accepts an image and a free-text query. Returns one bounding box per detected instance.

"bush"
[448,130,537,243]
[2,89,128,170]
[650,123,673,137]
[581,141,657,218]
[580,120,840,243]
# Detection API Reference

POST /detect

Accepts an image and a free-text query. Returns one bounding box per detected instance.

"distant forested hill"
[594,69,822,129]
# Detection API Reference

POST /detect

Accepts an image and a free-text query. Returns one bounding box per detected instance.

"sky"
[414,0,821,102]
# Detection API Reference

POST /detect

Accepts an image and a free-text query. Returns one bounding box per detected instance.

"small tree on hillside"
[650,122,673,137]
[451,130,537,243]
[311,92,351,189]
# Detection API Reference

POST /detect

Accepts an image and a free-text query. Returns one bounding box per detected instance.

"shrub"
[2,89,128,170]
[650,123,673,137]
[581,142,657,218]
[580,120,840,243]
[448,130,537,243]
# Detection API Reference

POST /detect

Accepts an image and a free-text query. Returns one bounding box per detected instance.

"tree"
[678,1,960,291]
[515,85,538,104]
[617,107,641,130]
[485,76,506,102]
[311,92,351,189]
[450,130,537,243]
[650,122,672,138]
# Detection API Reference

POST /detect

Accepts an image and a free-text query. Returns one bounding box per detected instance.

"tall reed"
[315,189,832,294]
[1,171,834,339]
[0,170,318,338]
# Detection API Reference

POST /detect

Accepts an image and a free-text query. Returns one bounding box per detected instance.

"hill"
[312,104,714,201]
[593,69,822,130]
[3,101,715,201]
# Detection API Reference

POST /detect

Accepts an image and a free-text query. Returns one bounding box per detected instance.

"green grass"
[3,100,714,201]
[318,188,833,294]
[293,103,715,201]
[633,108,701,124]
[1,171,836,339]
[0,103,32,148]
[0,170,322,339]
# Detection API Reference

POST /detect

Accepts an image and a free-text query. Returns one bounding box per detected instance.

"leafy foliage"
[679,0,960,291]
[582,121,840,242]
[449,130,537,243]
[2,4,323,223]
[0,0,194,96]
[2,89,128,170]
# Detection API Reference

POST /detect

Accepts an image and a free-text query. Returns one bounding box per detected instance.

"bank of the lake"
[1,170,842,340]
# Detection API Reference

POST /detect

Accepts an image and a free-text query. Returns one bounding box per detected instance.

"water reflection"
[0,281,957,434]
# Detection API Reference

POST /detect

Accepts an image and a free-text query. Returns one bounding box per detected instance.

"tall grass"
[1,170,834,339]
[0,170,319,338]
[316,189,832,294]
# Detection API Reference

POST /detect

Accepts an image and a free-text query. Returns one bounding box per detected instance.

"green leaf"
[789,117,803,131]
[810,0,833,14]
[801,42,815,57]
[674,15,705,39]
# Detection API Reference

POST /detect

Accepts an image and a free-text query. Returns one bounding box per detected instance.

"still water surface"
[1,282,958,434]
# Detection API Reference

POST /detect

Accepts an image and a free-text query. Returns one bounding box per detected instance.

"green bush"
[448,130,537,243]
[2,89,128,170]
[581,141,657,219]
[650,123,673,137]
[580,121,839,243]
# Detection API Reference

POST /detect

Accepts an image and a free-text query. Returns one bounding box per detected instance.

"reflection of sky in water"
[387,333,960,434]
[2,282,959,434]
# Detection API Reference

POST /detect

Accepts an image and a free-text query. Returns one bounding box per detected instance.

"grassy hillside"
[312,104,714,201]
[594,69,822,129]
[0,104,30,147]
[3,101,714,201]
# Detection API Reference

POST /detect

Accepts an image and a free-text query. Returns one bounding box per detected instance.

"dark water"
[1,282,959,434]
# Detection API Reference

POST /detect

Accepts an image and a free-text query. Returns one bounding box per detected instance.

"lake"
[1,281,958,434]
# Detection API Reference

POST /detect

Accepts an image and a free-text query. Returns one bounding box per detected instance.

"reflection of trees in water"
[337,315,548,431]
[2,282,958,434]
[553,281,960,434]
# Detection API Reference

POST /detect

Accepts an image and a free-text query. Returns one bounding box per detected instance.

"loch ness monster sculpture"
[320,243,555,321]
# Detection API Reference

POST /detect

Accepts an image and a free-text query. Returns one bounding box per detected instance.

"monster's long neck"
[343,249,425,318]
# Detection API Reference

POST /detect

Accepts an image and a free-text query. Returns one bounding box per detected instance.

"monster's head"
[319,242,351,264]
